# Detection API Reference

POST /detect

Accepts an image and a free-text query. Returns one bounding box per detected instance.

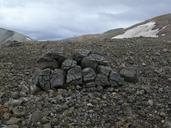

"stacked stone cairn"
[33,49,138,91]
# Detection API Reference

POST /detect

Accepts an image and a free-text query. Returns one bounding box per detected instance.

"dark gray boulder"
[73,49,91,62]
[89,54,108,65]
[29,110,42,126]
[61,59,77,71]
[37,68,51,90]
[95,74,110,87]
[81,54,108,70]
[81,57,98,70]
[66,66,82,85]
[37,56,59,70]
[32,69,41,86]
[50,69,64,88]
[120,67,138,83]
[97,65,112,76]
[44,50,66,66]
[82,68,96,82]
[109,71,124,87]
[85,82,96,88]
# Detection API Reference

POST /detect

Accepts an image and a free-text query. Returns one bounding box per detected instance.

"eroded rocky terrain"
[0,38,171,128]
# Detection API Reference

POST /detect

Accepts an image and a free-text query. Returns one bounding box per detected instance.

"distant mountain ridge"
[112,13,171,40]
[1,13,171,43]
[65,13,171,42]
[0,28,32,44]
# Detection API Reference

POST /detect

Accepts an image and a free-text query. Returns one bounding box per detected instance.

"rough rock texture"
[109,71,124,87]
[73,49,91,62]
[50,69,64,88]
[45,51,66,65]
[34,50,124,91]
[82,67,96,82]
[37,68,51,90]
[120,67,138,83]
[81,54,108,69]
[66,66,82,85]
[95,74,110,87]
[97,65,112,76]
[61,59,77,71]
[37,56,59,70]
[0,38,170,128]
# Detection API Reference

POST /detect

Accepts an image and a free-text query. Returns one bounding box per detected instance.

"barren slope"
[0,38,170,128]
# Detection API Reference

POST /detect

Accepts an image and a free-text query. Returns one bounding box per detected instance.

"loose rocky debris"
[33,49,137,91]
[0,38,170,128]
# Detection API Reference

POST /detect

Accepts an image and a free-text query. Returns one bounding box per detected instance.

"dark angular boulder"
[37,68,51,90]
[61,59,77,71]
[109,71,124,87]
[37,56,59,69]
[89,54,108,65]
[81,54,108,70]
[50,69,64,88]
[97,65,112,76]
[82,68,96,82]
[32,69,41,86]
[120,67,138,83]
[85,82,96,88]
[81,57,98,70]
[44,50,66,66]
[66,66,82,85]
[95,74,110,87]
[73,49,91,62]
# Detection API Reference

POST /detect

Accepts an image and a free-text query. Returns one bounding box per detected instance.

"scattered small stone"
[43,123,51,128]
[148,99,154,106]
[3,112,10,120]
[6,117,20,125]
[30,84,41,95]
[161,120,165,123]
[142,62,146,66]
[163,48,168,52]
[30,110,42,126]
[7,124,19,128]
[0,105,9,116]
[168,78,171,82]
[12,106,26,117]
[5,99,23,107]
[87,103,93,107]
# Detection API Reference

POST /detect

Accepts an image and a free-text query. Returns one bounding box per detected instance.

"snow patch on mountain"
[112,21,159,39]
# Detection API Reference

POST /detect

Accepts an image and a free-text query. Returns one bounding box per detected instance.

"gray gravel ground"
[0,38,170,128]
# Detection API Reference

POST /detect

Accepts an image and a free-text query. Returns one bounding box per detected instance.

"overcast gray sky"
[0,0,171,40]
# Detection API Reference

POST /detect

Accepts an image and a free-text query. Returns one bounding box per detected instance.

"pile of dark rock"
[33,49,138,91]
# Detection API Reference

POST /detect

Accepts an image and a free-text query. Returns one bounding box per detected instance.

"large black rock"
[66,66,82,85]
[120,67,138,83]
